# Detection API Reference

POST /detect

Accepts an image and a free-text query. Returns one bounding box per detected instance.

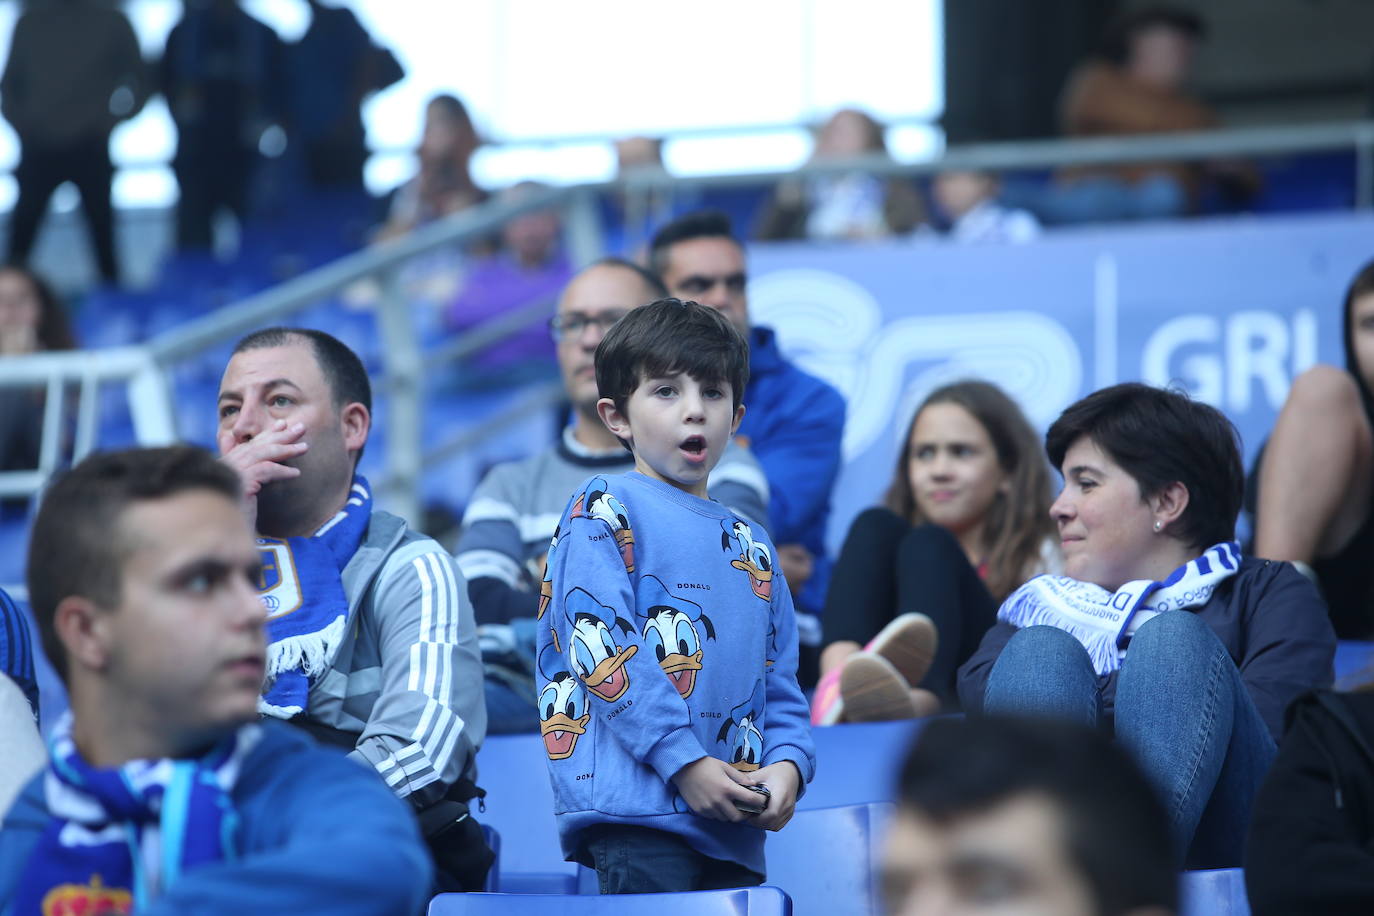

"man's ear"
[1149,480,1190,531]
[596,397,632,444]
[55,595,113,675]
[341,402,370,455]
[731,403,746,436]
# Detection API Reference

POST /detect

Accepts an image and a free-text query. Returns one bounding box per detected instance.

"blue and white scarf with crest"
[998,542,1241,676]
[13,714,260,914]
[256,478,371,718]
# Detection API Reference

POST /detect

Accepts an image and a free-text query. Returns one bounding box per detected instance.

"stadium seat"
[764,802,892,916]
[801,720,925,810]
[428,886,792,915]
[1334,640,1374,688]
[473,732,588,893]
[1180,867,1250,916]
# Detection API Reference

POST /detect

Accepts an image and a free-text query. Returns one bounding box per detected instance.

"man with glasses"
[455,257,769,733]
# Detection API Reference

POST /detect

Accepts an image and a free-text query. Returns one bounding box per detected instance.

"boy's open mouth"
[680,435,706,457]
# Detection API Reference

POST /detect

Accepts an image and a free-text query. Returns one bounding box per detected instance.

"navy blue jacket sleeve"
[752,384,845,546]
[956,621,1018,714]
[0,590,37,720]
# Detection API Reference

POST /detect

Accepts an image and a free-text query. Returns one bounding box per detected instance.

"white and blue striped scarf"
[998,542,1241,676]
[256,478,371,718]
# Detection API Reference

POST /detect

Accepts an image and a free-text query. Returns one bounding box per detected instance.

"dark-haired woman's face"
[1050,436,1160,591]
[0,269,41,355]
[1350,292,1374,393]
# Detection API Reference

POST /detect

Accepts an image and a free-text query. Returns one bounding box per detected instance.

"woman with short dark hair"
[959,382,1336,866]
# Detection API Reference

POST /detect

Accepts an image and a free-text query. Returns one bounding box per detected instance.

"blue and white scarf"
[256,478,371,719]
[998,542,1241,676]
[13,714,260,914]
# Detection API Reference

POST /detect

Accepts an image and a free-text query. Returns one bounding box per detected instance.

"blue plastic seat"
[801,720,926,810]
[473,732,588,893]
[1335,640,1374,688]
[1180,867,1250,916]
[428,886,791,915]
[764,802,893,916]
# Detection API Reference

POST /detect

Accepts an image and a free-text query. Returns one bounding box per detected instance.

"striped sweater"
[319,510,486,806]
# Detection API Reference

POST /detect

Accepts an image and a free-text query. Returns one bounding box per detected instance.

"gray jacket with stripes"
[313,509,486,807]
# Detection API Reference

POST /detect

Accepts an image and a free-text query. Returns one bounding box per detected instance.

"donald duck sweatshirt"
[536,471,815,877]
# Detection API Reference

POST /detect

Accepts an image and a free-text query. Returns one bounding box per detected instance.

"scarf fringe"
[263,615,347,680]
[999,587,1123,674]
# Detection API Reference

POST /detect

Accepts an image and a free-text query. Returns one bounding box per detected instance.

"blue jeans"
[581,825,763,894]
[983,614,1276,866]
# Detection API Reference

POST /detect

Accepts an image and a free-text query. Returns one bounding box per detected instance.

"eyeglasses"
[549,310,629,341]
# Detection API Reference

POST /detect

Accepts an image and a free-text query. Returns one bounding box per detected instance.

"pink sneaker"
[867,613,937,689]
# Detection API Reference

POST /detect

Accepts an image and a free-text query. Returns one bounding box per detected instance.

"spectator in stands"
[456,258,769,733]
[757,108,926,241]
[0,587,42,814]
[540,299,814,893]
[1,0,146,285]
[1245,686,1374,914]
[378,94,486,242]
[442,181,569,386]
[931,170,1041,244]
[161,0,286,251]
[0,446,431,914]
[814,381,1055,724]
[651,211,845,638]
[216,328,491,890]
[958,383,1336,866]
[285,0,403,193]
[0,266,76,516]
[884,716,1178,916]
[1251,259,1374,638]
[0,587,37,723]
[1047,7,1254,223]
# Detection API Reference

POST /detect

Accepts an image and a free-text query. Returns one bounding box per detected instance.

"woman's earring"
[1153,520,1163,533]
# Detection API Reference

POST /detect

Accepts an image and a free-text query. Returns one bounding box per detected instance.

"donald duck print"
[721,517,773,601]
[536,643,591,761]
[559,587,638,703]
[636,575,716,699]
[571,476,635,574]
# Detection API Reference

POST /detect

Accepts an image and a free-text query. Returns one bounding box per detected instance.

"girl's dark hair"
[1046,383,1243,550]
[2,264,75,351]
[1341,257,1374,415]
[883,381,1053,601]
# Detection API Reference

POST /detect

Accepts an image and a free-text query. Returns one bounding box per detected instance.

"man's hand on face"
[218,419,307,532]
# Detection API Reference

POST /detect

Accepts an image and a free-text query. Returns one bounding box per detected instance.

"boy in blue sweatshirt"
[0,446,430,915]
[538,298,816,893]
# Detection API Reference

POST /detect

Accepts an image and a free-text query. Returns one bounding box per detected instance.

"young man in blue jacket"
[650,211,845,639]
[0,446,431,915]
[539,298,815,893]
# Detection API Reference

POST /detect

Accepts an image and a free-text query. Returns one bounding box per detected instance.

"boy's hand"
[736,761,801,832]
[671,757,763,823]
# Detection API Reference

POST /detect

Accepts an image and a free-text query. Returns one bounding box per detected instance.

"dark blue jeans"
[582,825,763,894]
[983,613,1276,866]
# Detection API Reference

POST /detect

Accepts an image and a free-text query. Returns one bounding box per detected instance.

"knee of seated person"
[898,523,963,559]
[1286,364,1363,416]
[1004,624,1086,657]
[1129,611,1213,653]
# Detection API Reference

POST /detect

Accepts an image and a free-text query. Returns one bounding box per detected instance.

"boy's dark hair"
[595,298,749,435]
[1046,382,1242,549]
[232,327,372,412]
[899,717,1178,916]
[589,256,669,299]
[1098,6,1206,65]
[26,446,242,683]
[647,210,740,279]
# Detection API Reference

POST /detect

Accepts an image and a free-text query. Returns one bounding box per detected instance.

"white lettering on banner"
[1142,309,1319,413]
[750,269,1083,461]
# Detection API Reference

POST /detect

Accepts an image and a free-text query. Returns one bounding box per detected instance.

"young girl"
[813,380,1054,723]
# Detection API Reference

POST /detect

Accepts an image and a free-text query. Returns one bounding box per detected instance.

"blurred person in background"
[1,0,146,286]
[756,108,926,242]
[285,0,403,194]
[1045,6,1257,223]
[378,94,486,242]
[930,170,1041,244]
[161,0,286,252]
[0,265,75,517]
[442,181,569,386]
[1250,258,1374,639]
[883,716,1177,916]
